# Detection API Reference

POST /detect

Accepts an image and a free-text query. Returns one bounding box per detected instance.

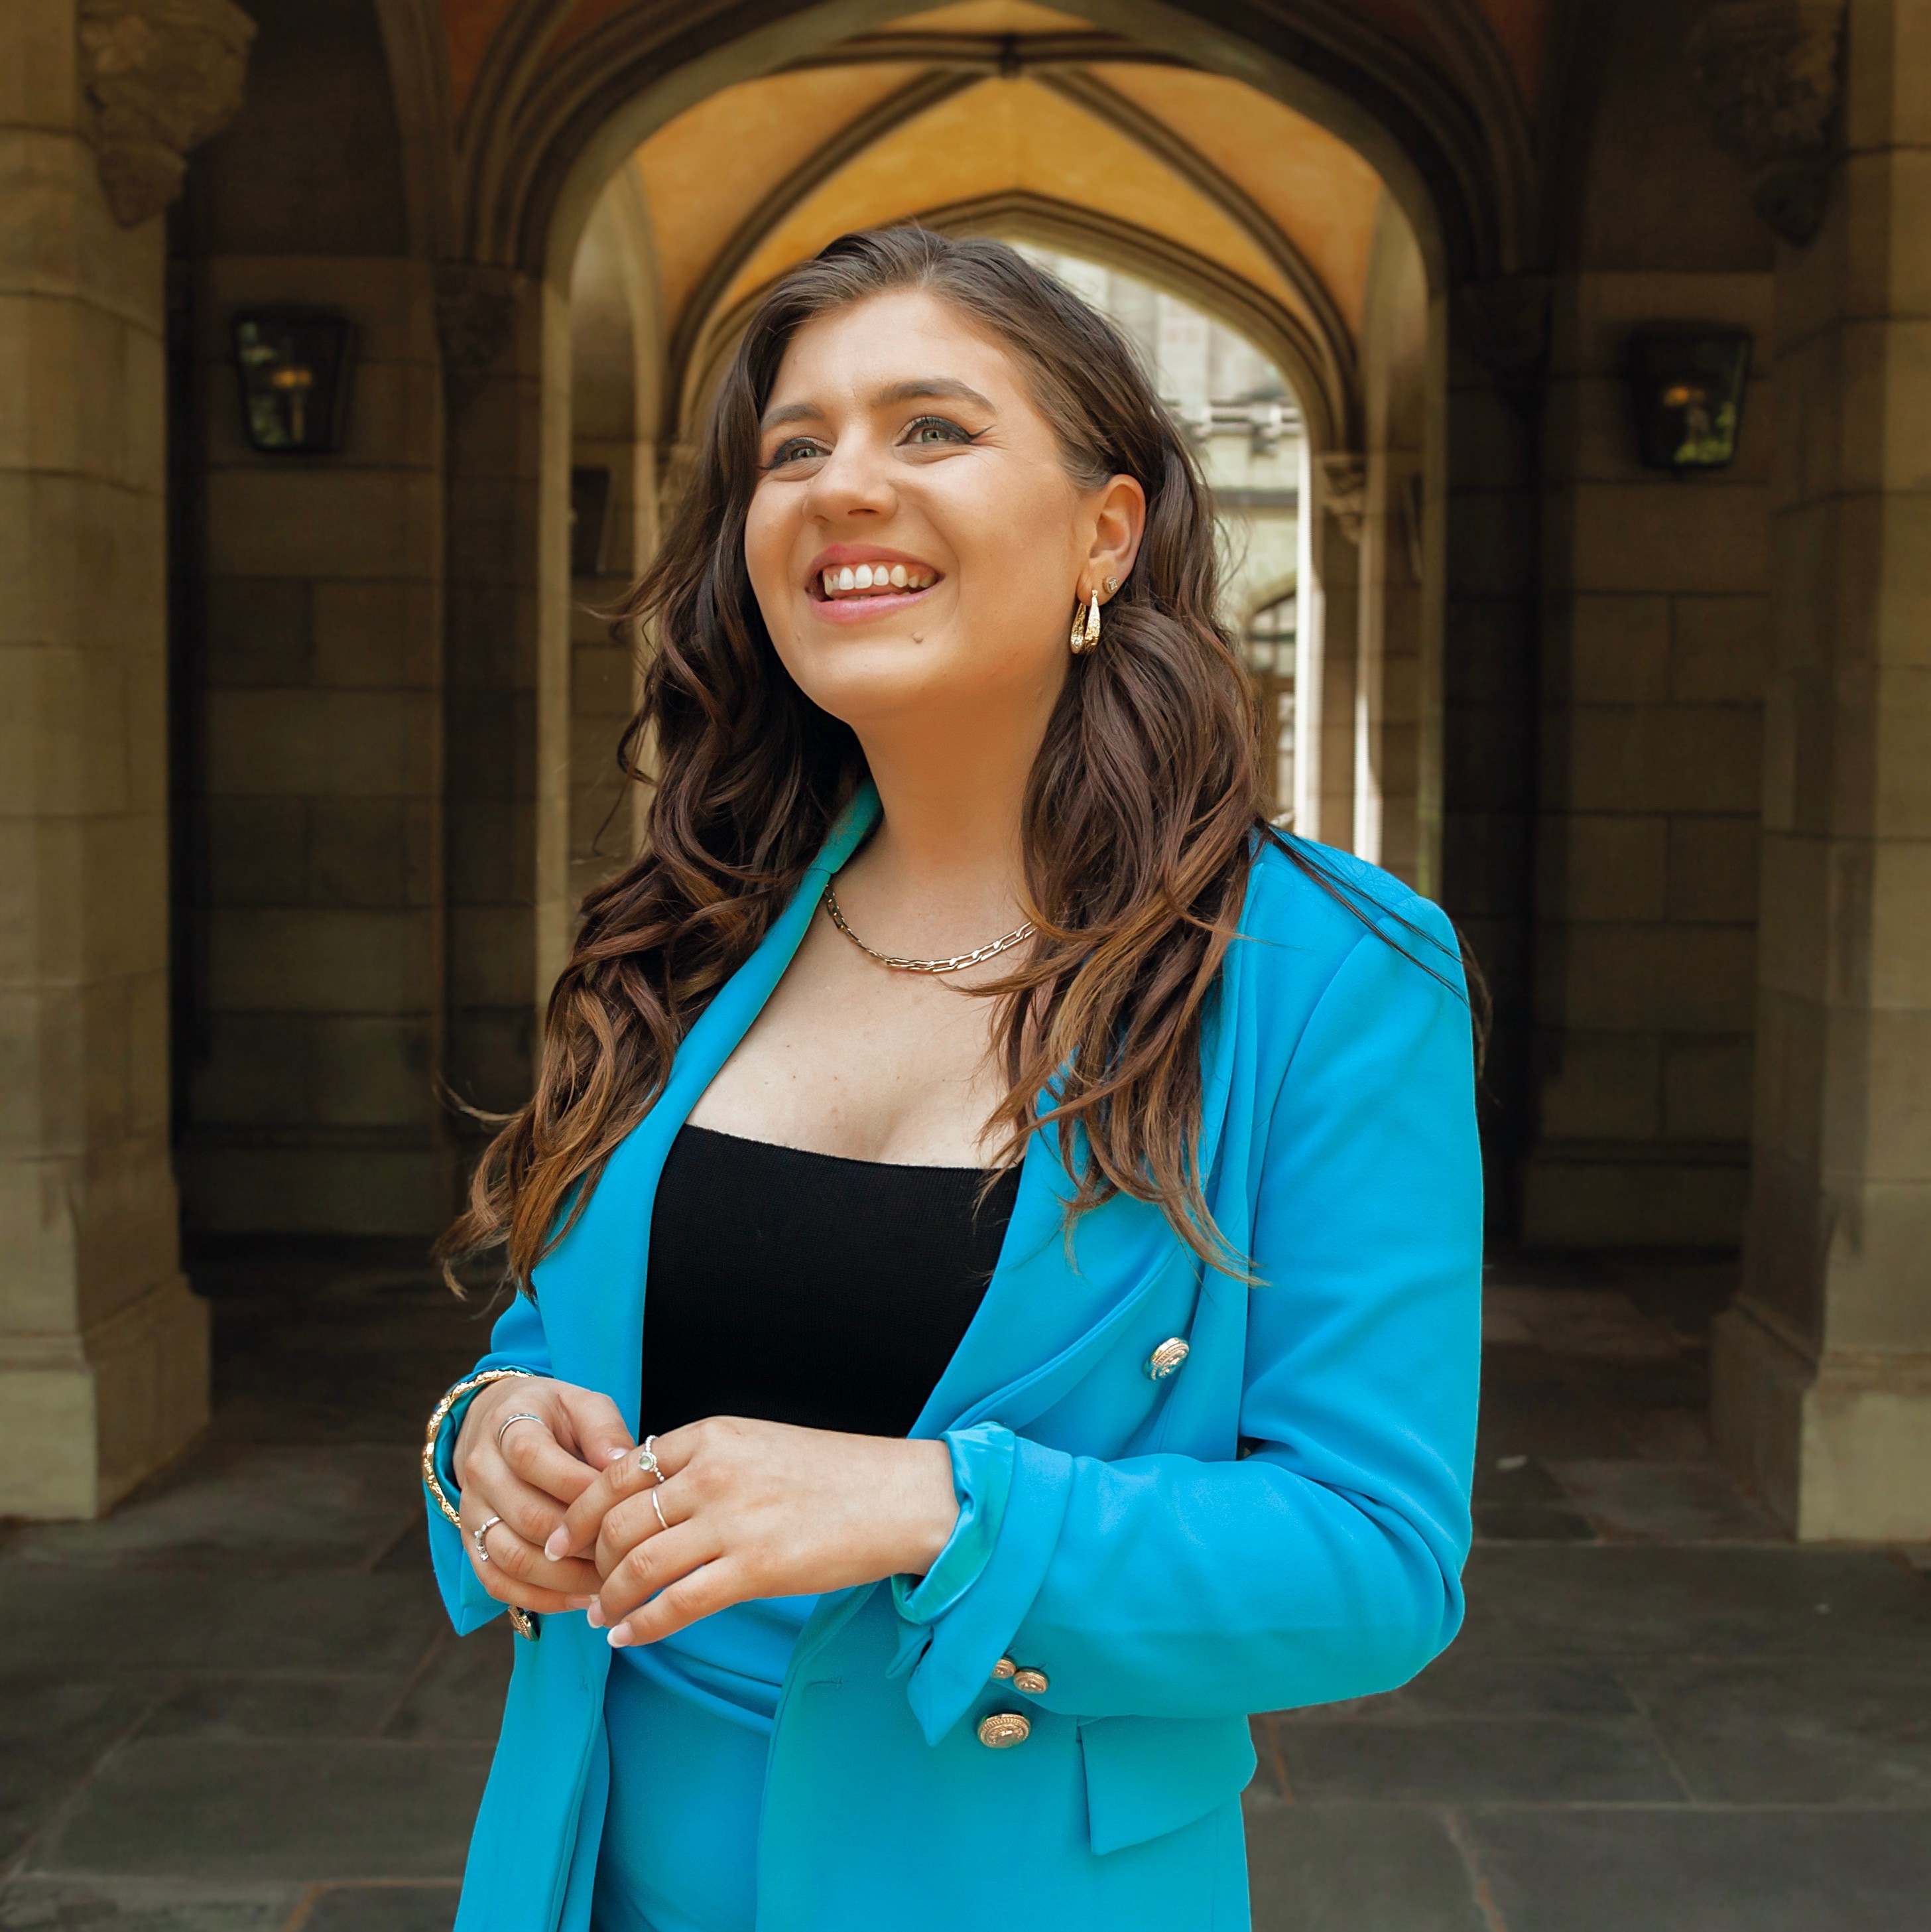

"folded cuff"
[892,1421,1017,1626]
[897,1431,1076,1745]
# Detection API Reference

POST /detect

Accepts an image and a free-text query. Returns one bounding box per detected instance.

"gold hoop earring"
[1070,590,1101,655]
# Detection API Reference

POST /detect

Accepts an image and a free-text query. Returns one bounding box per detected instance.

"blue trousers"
[592,1596,814,1932]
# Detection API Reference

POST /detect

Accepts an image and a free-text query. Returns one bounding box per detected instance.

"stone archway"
[357,12,1550,1253]
[500,3,1500,993]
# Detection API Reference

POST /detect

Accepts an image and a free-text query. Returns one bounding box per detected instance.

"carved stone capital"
[78,0,256,227]
[1317,453,1366,547]
[1687,0,1845,245]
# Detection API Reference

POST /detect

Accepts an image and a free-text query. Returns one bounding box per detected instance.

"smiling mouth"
[814,562,939,602]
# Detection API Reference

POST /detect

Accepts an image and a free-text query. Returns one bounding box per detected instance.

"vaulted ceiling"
[617,3,1391,442]
[436,0,1552,114]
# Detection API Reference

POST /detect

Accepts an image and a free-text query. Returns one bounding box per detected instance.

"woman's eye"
[767,438,825,468]
[903,415,973,447]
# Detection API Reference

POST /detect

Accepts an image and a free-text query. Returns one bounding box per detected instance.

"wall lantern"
[232,312,356,454]
[1627,327,1752,472]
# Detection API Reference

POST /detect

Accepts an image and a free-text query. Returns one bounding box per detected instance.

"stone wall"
[1715,0,1931,1539]
[172,0,445,1236]
[1527,0,1775,1248]
[0,0,210,1514]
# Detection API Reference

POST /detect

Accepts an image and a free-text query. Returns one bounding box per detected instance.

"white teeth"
[820,562,934,597]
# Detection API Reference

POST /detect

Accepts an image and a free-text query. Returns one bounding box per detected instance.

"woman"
[421,227,1481,1932]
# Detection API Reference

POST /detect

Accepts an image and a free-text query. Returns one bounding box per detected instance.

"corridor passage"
[3,1250,1928,1931]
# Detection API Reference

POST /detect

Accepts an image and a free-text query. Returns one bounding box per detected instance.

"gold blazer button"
[1145,1338,1190,1380]
[1012,1667,1049,1695]
[991,1656,1017,1681]
[977,1712,1031,1749]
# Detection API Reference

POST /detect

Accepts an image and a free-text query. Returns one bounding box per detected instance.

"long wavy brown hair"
[443,227,1318,1291]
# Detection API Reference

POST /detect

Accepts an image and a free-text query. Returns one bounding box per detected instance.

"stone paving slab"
[381,1635,511,1744]
[300,1886,458,1931]
[0,1681,160,1867]
[134,1675,416,1744]
[0,1880,301,1931]
[0,1570,447,1679]
[1268,1715,1686,1805]
[1614,1653,1931,1804]
[5,1256,1928,1931]
[28,1740,492,1884]
[1545,1458,1784,1542]
[1464,1807,1931,1932]
[1242,1799,1490,1932]
[2,1449,421,1576]
[1456,1545,1931,1659]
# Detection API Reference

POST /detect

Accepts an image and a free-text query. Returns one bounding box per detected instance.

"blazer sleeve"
[893,895,1483,1741]
[422,1289,555,1636]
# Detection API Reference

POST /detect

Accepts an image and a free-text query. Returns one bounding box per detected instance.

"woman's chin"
[788,650,979,727]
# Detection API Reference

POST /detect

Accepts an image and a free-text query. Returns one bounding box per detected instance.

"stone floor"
[4,1242,1928,1931]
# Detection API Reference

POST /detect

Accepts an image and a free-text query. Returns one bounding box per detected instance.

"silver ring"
[471,1514,503,1564]
[650,1489,668,1533]
[496,1411,544,1451]
[635,1435,663,1485]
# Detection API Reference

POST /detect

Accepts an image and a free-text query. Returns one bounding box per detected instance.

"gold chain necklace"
[822,883,1034,975]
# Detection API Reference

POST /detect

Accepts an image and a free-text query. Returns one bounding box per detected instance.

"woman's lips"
[808,584,936,623]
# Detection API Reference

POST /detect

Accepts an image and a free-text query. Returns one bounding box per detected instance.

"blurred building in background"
[1018,248,1304,813]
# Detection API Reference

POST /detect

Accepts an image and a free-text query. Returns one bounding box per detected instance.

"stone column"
[1712,0,1931,1539]
[0,0,249,1515]
[1355,205,1430,886]
[439,264,549,1140]
[1440,283,1544,1230]
[1295,452,1361,851]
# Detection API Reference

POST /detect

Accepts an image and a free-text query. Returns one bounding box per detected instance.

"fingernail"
[607,1627,631,1649]
[544,1529,569,1560]
[567,1595,597,1610]
[586,1602,606,1628]
[606,1447,629,1462]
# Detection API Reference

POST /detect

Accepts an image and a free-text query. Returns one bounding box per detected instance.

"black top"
[641,1125,1023,1439]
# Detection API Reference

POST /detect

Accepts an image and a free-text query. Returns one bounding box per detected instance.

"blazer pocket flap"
[1078,1712,1257,1855]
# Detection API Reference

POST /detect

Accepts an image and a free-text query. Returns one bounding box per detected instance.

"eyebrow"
[759,377,997,434]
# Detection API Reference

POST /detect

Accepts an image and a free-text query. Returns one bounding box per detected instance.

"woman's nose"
[804,435,896,520]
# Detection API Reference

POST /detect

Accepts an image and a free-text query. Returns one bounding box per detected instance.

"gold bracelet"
[421,1368,536,1530]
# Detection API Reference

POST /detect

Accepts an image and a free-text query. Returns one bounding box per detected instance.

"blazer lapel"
[538,779,1247,1450]
[910,970,1243,1441]
[533,785,883,1430]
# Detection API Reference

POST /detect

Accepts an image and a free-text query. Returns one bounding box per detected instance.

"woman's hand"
[546,1417,959,1646]
[450,1376,637,1616]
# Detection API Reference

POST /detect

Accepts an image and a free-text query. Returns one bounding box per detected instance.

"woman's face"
[743,289,1141,740]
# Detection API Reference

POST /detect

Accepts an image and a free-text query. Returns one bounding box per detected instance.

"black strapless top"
[640,1124,1023,1439]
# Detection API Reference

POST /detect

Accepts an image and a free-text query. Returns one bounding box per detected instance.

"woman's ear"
[1089,474,1147,597]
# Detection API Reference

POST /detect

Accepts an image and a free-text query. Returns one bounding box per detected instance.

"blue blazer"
[424,786,1483,1931]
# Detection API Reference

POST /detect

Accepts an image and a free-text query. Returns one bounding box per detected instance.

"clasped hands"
[451,1376,960,1646]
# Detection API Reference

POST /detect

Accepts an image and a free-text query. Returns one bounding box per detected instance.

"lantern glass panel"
[233,314,355,454]
[1629,328,1752,471]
